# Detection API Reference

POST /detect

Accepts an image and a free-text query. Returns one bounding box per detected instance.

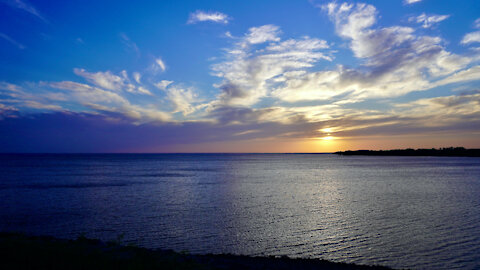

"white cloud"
[155,80,174,90]
[409,13,450,28]
[211,26,331,106]
[133,72,141,84]
[404,0,422,4]
[0,102,18,119]
[47,81,169,122]
[3,0,47,22]
[165,86,198,115]
[461,31,480,44]
[475,18,480,29]
[187,10,230,24]
[393,92,480,127]
[267,38,329,52]
[306,2,471,102]
[48,81,128,104]
[135,86,152,95]
[73,68,153,95]
[0,81,23,92]
[120,33,140,56]
[245,25,281,45]
[0,33,26,49]
[433,66,480,86]
[74,68,125,91]
[154,58,166,72]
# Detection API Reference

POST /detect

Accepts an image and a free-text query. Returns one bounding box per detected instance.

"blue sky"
[1,0,479,152]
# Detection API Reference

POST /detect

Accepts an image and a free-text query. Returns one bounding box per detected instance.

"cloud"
[475,18,480,29]
[0,33,26,49]
[133,72,141,84]
[164,86,198,115]
[0,81,56,109]
[120,33,140,56]
[409,13,450,28]
[47,81,128,104]
[154,80,173,90]
[73,68,152,95]
[74,68,126,91]
[461,31,480,44]
[209,2,472,106]
[46,80,168,122]
[244,25,281,45]
[151,57,166,73]
[2,0,47,22]
[301,2,471,101]
[210,3,475,108]
[211,26,331,106]
[0,103,18,119]
[0,81,24,92]
[433,66,480,86]
[404,0,422,4]
[187,10,230,24]
[390,92,480,131]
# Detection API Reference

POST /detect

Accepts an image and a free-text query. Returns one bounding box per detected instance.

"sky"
[0,0,480,153]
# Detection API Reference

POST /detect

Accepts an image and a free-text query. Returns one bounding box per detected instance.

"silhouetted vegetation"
[335,147,480,157]
[0,232,392,270]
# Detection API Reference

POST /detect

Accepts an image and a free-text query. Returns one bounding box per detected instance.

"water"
[1,154,479,269]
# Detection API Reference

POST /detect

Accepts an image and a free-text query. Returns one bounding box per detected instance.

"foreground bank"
[0,232,392,270]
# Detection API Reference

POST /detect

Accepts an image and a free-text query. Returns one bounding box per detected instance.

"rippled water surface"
[1,154,480,269]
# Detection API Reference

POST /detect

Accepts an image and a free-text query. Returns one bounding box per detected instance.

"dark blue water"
[1,154,480,269]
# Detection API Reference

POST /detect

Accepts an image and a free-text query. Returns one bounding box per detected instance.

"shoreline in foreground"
[0,232,392,270]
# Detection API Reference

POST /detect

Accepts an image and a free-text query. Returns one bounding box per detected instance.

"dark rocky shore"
[0,232,392,270]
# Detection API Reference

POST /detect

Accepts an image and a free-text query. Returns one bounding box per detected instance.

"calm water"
[1,154,479,269]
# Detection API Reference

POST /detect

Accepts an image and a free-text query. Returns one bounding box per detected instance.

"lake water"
[1,154,479,269]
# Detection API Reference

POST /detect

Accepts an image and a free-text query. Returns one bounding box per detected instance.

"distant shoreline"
[335,147,480,157]
[1,148,480,156]
[0,232,391,270]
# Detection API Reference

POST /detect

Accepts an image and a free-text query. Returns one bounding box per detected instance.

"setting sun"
[321,136,336,141]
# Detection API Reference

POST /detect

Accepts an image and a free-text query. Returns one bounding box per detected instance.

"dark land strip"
[335,147,480,157]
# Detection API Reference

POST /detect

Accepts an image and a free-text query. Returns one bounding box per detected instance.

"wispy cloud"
[133,72,141,84]
[409,13,450,28]
[211,25,331,106]
[74,68,126,91]
[0,81,24,92]
[120,33,140,56]
[0,33,25,49]
[149,57,167,73]
[155,80,173,90]
[244,25,281,45]
[187,10,230,24]
[2,0,47,22]
[461,31,480,45]
[73,68,152,95]
[164,86,198,115]
[474,18,480,29]
[46,80,167,122]
[404,0,422,5]
[316,2,470,100]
